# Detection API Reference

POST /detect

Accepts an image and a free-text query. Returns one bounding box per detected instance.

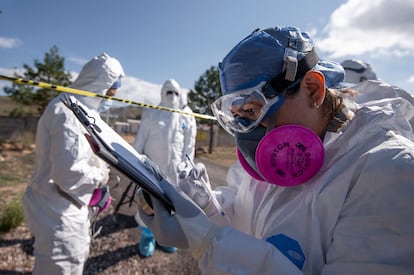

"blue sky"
[1,0,413,105]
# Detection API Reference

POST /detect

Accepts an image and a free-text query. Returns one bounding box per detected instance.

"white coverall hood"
[160,79,181,109]
[70,53,124,110]
[341,59,378,84]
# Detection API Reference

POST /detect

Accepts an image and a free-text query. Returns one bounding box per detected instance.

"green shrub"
[0,198,24,232]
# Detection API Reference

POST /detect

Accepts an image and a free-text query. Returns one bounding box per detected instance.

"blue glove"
[138,179,217,259]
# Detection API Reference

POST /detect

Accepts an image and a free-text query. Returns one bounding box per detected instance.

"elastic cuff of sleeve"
[191,224,218,260]
[203,201,218,217]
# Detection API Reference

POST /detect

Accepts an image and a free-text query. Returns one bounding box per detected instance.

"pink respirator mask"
[236,124,324,186]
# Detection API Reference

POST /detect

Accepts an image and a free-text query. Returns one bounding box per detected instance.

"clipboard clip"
[61,95,102,133]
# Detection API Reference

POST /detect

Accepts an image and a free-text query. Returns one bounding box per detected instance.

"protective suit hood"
[160,79,181,109]
[180,90,189,109]
[341,59,378,84]
[69,53,124,111]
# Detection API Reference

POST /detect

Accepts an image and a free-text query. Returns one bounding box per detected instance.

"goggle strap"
[269,48,319,94]
[285,55,298,82]
[342,65,367,74]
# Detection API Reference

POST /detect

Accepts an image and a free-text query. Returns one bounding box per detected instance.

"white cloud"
[69,71,79,82]
[0,67,26,95]
[67,56,89,66]
[408,75,414,83]
[0,67,162,104]
[115,75,162,107]
[0,83,5,95]
[0,37,21,48]
[315,0,414,58]
[0,67,24,76]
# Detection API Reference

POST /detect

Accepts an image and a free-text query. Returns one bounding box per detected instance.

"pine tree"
[4,45,72,116]
[189,66,222,153]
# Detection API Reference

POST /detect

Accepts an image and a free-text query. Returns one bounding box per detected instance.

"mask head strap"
[268,47,319,96]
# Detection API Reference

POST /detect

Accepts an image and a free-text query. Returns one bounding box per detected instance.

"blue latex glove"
[138,178,217,259]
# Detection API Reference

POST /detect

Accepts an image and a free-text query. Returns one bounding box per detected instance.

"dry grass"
[0,96,37,117]
[196,146,237,167]
[0,146,34,211]
[0,133,237,212]
[122,133,237,167]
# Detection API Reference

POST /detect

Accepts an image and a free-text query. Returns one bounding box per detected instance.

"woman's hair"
[285,83,357,132]
[323,88,357,131]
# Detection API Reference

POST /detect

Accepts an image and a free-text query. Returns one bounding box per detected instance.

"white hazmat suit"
[133,79,197,181]
[133,79,197,256]
[196,81,414,274]
[23,53,124,274]
[179,90,197,160]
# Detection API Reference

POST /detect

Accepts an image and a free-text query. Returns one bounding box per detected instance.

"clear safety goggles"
[211,81,285,135]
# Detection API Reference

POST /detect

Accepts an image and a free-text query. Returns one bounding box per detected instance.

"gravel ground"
[0,169,201,275]
[0,144,234,275]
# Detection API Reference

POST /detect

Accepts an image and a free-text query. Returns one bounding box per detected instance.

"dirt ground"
[0,143,236,274]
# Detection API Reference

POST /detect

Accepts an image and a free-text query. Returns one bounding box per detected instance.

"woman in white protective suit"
[137,26,414,274]
[23,53,124,275]
[133,78,197,257]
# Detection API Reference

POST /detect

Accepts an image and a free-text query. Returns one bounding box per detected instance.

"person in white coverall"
[179,90,197,160]
[23,53,124,275]
[340,59,414,128]
[341,59,378,84]
[137,26,414,274]
[133,78,197,257]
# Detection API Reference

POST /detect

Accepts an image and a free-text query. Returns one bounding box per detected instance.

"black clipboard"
[61,95,174,212]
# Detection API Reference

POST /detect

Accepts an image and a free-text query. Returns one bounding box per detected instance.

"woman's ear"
[301,70,326,108]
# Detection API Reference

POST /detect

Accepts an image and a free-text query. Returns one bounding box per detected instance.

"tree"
[189,65,222,154]
[4,45,72,116]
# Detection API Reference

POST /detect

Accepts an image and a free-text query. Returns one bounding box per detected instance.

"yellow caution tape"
[0,74,217,121]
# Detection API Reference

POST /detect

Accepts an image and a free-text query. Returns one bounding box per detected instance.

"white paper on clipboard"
[61,95,174,212]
